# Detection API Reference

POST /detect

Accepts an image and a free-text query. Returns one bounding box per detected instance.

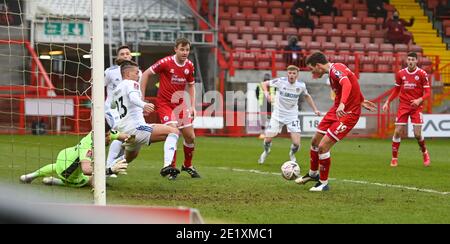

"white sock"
[164,133,179,167]
[319,180,328,185]
[309,169,318,177]
[290,144,300,154]
[264,141,272,152]
[106,140,124,168]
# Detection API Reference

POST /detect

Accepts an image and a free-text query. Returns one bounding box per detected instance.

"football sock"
[106,140,124,168]
[183,141,195,168]
[264,141,272,152]
[164,133,179,168]
[392,136,401,159]
[310,146,319,171]
[319,152,331,182]
[418,136,427,153]
[290,144,299,155]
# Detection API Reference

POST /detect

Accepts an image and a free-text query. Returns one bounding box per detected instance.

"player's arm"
[80,159,93,176]
[304,94,321,116]
[261,80,272,103]
[140,67,156,99]
[411,74,431,108]
[186,82,196,119]
[382,86,400,111]
[337,77,352,117]
[129,89,154,113]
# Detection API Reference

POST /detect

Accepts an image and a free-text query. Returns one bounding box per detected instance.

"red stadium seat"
[408,44,423,53]
[232,39,247,48]
[380,43,394,53]
[262,40,277,50]
[343,29,357,43]
[307,41,321,51]
[394,44,408,52]
[319,16,334,30]
[336,42,351,52]
[328,29,342,43]
[358,30,371,44]
[313,29,328,43]
[322,42,336,51]
[365,43,379,52]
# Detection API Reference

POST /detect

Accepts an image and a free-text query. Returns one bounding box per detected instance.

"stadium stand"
[220,0,435,73]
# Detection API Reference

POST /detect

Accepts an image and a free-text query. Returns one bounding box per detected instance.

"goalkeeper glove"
[106,159,128,175]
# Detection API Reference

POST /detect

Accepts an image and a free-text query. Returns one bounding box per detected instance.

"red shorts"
[157,102,193,129]
[395,105,423,125]
[317,111,360,142]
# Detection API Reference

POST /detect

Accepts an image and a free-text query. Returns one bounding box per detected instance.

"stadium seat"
[262,40,277,50]
[336,42,351,52]
[239,26,254,42]
[373,30,386,44]
[380,43,394,53]
[248,40,262,49]
[340,3,354,18]
[283,27,298,37]
[319,16,334,30]
[307,42,321,51]
[255,26,269,42]
[394,44,408,53]
[365,43,379,52]
[335,16,348,30]
[343,29,357,43]
[322,42,336,51]
[232,39,247,48]
[328,29,342,43]
[358,30,371,44]
[298,28,313,43]
[313,29,328,43]
[363,17,377,31]
[408,44,423,53]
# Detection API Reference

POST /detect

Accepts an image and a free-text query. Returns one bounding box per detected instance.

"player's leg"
[413,124,430,166]
[289,132,301,162]
[20,163,57,184]
[410,110,430,166]
[295,131,323,184]
[106,140,124,168]
[258,118,280,164]
[390,125,405,167]
[391,108,409,166]
[309,135,337,192]
[287,119,301,162]
[148,124,181,179]
[179,125,201,178]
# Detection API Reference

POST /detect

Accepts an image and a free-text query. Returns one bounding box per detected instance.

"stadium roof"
[27,0,192,21]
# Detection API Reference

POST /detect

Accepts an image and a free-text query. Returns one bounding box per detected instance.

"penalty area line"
[215,167,450,196]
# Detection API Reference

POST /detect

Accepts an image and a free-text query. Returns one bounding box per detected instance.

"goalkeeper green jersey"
[55,132,93,186]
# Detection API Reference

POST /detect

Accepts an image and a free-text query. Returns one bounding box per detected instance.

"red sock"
[310,146,319,171]
[418,139,427,153]
[171,151,177,168]
[392,137,401,159]
[319,152,331,182]
[183,142,195,168]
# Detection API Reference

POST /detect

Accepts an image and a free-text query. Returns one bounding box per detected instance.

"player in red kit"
[295,52,376,191]
[382,52,431,167]
[140,38,200,180]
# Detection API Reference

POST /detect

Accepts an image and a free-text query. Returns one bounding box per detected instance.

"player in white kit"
[258,65,321,164]
[104,46,143,174]
[111,61,180,176]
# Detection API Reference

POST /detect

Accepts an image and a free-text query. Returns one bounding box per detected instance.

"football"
[281,161,300,180]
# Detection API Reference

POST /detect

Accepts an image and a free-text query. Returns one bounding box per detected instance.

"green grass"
[1,135,450,223]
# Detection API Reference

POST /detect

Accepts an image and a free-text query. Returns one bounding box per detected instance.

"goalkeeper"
[19,121,133,187]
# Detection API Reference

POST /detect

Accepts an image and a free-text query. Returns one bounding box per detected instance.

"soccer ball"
[281,161,300,180]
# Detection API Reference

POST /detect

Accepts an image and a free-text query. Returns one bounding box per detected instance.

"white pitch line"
[216,167,450,196]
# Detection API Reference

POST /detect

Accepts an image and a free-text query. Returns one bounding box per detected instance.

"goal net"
[0,0,106,204]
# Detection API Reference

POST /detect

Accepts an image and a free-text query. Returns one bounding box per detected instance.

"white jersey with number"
[269,77,309,123]
[104,65,142,109]
[111,79,146,133]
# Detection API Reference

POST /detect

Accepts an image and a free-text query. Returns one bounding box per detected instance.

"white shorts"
[124,124,154,152]
[265,118,301,137]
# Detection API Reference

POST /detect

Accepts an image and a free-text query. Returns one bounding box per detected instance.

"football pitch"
[0,135,449,223]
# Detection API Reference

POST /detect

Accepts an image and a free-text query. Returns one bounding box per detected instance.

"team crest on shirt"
[184,68,189,75]
[415,75,419,80]
[134,82,139,90]
[402,76,406,80]
[164,116,169,122]
[86,149,93,158]
[170,69,174,74]
[333,70,342,78]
